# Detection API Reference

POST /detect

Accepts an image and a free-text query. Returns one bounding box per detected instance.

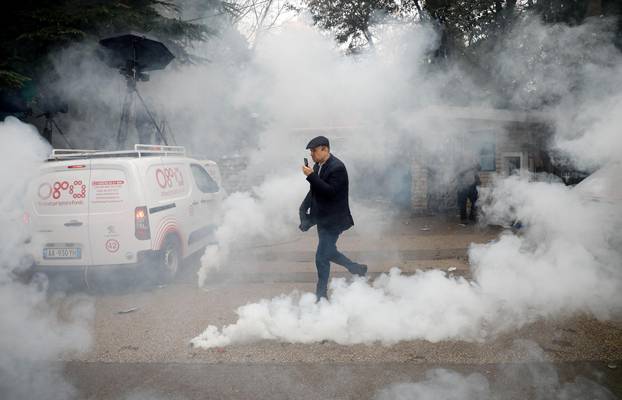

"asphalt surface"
[65,360,622,400]
[42,217,622,399]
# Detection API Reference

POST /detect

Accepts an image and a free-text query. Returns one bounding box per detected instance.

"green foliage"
[304,0,619,54]
[307,0,400,49]
[304,0,523,51]
[0,0,218,92]
[421,0,521,58]
[526,0,590,24]
[0,71,31,90]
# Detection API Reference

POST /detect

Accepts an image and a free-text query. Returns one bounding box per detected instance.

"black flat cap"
[306,136,330,149]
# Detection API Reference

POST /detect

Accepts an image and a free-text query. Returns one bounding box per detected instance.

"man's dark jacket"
[299,154,354,233]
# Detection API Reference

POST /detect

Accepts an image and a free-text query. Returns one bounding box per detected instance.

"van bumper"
[31,250,162,274]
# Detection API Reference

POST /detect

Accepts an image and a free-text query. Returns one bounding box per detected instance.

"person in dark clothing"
[299,136,367,300]
[456,159,481,224]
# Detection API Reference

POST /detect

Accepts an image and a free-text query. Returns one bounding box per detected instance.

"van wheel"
[159,236,181,283]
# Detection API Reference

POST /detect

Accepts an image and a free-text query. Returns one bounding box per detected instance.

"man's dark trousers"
[458,184,478,222]
[315,225,361,299]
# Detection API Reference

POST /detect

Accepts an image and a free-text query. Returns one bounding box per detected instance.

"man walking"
[299,136,367,300]
[456,156,481,225]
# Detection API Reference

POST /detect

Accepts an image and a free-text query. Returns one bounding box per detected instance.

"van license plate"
[43,248,81,259]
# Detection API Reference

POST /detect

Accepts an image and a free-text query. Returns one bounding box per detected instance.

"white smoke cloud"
[0,117,93,400]
[493,17,622,169]
[194,21,451,286]
[189,15,622,349]
[30,2,622,364]
[0,117,52,271]
[374,341,616,400]
[475,176,622,319]
[191,269,483,347]
[191,166,621,348]
[198,173,305,286]
[375,369,491,400]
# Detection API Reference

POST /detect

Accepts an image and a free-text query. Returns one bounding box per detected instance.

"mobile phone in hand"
[304,158,309,167]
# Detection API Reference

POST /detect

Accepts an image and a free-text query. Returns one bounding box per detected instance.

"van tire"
[158,236,182,283]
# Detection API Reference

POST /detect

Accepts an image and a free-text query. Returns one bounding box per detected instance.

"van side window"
[190,164,220,193]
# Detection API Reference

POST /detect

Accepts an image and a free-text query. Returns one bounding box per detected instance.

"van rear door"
[88,163,143,265]
[30,161,92,266]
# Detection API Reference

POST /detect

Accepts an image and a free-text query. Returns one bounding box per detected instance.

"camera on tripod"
[35,94,71,146]
[98,33,175,149]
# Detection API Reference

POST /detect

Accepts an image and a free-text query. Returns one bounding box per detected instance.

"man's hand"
[302,165,313,176]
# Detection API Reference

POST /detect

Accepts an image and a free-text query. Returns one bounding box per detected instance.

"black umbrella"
[99,33,175,72]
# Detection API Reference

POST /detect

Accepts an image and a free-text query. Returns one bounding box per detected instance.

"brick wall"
[411,158,428,213]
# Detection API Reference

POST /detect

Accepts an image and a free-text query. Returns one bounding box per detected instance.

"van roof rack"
[49,144,186,160]
[134,144,186,156]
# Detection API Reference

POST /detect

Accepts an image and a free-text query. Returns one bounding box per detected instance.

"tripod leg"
[42,119,53,144]
[117,90,134,150]
[135,87,169,146]
[50,118,72,148]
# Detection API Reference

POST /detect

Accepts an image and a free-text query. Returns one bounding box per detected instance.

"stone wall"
[217,155,250,194]
[409,119,551,214]
[410,159,428,213]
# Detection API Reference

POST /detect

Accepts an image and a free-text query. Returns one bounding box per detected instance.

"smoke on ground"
[29,1,622,357]
[191,165,621,347]
[375,341,616,400]
[198,173,305,285]
[191,17,622,348]
[0,117,93,400]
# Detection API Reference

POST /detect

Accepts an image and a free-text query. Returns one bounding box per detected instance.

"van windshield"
[191,164,219,193]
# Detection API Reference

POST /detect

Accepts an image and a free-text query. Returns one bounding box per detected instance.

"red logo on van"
[92,180,124,186]
[38,183,52,200]
[156,167,184,189]
[39,180,87,200]
[105,239,120,253]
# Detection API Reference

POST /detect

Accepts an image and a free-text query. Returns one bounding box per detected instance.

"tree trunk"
[586,0,602,16]
[494,0,503,17]
[500,0,517,30]
[412,0,424,19]
[363,28,375,48]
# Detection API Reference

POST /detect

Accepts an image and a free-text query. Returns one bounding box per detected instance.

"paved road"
[65,360,622,400]
[46,219,622,398]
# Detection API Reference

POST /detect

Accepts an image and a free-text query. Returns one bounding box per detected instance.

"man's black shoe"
[355,264,368,277]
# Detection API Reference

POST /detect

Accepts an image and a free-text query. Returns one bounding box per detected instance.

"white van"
[25,144,224,281]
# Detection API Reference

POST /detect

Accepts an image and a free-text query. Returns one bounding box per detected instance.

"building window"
[502,152,524,176]
[479,142,496,171]
[468,131,496,172]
